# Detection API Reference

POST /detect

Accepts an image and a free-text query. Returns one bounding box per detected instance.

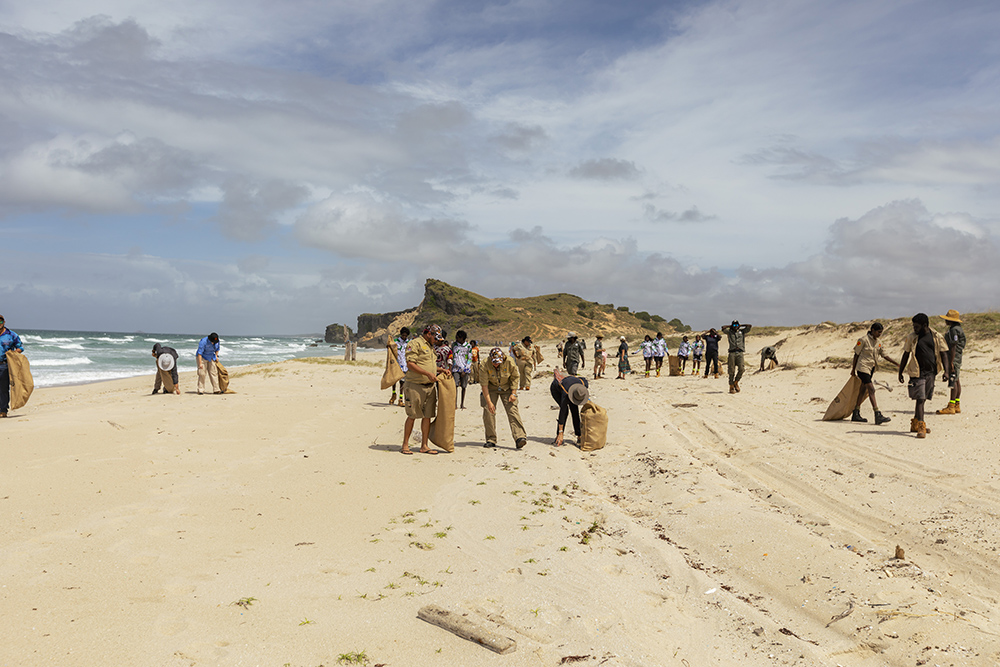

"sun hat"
[941,309,962,323]
[567,382,590,406]
[157,353,175,372]
[567,331,577,338]
[619,335,626,340]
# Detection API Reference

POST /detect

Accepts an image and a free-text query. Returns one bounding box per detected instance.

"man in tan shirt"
[513,336,535,390]
[850,322,897,425]
[401,324,446,455]
[480,347,528,450]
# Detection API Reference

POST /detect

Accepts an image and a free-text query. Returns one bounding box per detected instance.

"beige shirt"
[902,329,946,378]
[479,356,520,392]
[513,342,533,364]
[404,336,436,385]
[853,333,888,374]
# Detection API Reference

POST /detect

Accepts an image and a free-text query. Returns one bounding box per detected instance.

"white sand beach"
[2,327,999,666]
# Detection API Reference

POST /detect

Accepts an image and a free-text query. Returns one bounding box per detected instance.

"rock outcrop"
[324,323,355,344]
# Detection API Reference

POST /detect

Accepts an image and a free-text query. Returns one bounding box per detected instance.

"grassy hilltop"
[356,279,690,345]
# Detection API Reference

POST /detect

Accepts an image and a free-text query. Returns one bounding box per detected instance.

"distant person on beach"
[551,367,590,446]
[616,336,630,379]
[692,335,705,375]
[593,335,605,379]
[676,336,690,375]
[850,322,897,425]
[758,345,779,371]
[702,328,721,379]
[401,325,444,455]
[513,336,535,391]
[639,334,654,378]
[451,330,473,410]
[196,333,221,395]
[562,332,585,376]
[722,320,752,393]
[151,343,180,395]
[898,313,950,439]
[556,340,563,361]
[0,315,25,417]
[936,309,966,415]
[434,329,454,373]
[653,332,669,376]
[390,328,410,407]
[480,347,527,450]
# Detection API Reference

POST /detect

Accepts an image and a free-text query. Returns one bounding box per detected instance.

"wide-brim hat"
[567,331,577,338]
[941,309,962,323]
[567,383,590,406]
[157,353,175,371]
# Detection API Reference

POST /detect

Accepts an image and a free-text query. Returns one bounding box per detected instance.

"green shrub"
[617,306,629,312]
[635,311,651,322]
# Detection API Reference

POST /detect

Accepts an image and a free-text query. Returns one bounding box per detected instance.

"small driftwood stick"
[417,604,516,654]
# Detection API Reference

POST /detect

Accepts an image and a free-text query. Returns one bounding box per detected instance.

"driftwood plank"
[417,605,517,654]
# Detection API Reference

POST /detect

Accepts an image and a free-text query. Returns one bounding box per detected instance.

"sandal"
[400,448,413,455]
[419,449,438,455]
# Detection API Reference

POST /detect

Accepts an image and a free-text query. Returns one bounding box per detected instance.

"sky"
[2,0,1000,335]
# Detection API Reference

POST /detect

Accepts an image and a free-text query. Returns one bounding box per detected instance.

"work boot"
[729,383,736,394]
[515,438,527,450]
[851,409,868,423]
[484,441,496,448]
[734,381,740,393]
[936,402,957,415]
[909,418,930,434]
[955,401,961,413]
[916,420,928,439]
[714,372,720,379]
[875,411,891,425]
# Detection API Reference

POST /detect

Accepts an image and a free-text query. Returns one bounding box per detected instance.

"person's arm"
[898,352,909,383]
[851,352,859,376]
[409,361,438,383]
[743,324,753,333]
[480,375,495,414]
[508,362,519,402]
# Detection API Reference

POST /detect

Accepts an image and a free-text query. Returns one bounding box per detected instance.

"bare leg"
[402,417,415,453]
[418,418,435,453]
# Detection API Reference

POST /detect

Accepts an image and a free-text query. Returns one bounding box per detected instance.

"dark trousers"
[0,364,9,412]
[703,351,719,376]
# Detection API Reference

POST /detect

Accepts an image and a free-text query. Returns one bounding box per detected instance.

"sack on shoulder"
[580,401,608,452]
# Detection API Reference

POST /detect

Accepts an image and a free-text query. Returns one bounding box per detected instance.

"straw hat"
[941,309,962,323]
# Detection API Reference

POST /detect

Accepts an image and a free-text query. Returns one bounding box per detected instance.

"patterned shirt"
[653,337,669,357]
[639,340,655,358]
[435,343,454,372]
[0,328,24,364]
[452,341,473,373]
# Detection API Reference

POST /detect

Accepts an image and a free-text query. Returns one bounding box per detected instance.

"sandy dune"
[2,328,998,666]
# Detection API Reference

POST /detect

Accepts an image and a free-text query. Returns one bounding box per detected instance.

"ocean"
[15,330,345,388]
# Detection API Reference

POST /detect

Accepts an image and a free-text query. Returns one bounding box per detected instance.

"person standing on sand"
[639,334,654,378]
[401,325,445,455]
[593,335,605,378]
[390,328,410,407]
[451,330,473,410]
[692,335,705,376]
[653,332,669,377]
[0,315,25,417]
[702,328,721,379]
[562,332,585,376]
[551,367,590,446]
[722,320,752,393]
[616,336,631,379]
[480,347,527,450]
[676,336,690,375]
[850,322,897,425]
[196,333,221,395]
[936,310,966,415]
[434,329,454,373]
[513,335,535,390]
[151,343,180,395]
[898,313,950,439]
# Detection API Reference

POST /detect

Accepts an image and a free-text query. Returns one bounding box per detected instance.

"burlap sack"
[533,345,544,364]
[381,343,404,390]
[668,355,681,376]
[429,372,456,452]
[823,376,862,421]
[157,368,175,393]
[216,361,231,393]
[7,350,33,410]
[579,401,608,452]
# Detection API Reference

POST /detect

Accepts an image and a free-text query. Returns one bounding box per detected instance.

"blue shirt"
[197,337,220,361]
[0,328,24,364]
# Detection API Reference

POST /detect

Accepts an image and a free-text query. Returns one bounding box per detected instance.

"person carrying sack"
[0,315,25,417]
[550,367,590,446]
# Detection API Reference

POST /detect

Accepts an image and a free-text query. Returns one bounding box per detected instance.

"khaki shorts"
[404,381,437,419]
[907,374,935,401]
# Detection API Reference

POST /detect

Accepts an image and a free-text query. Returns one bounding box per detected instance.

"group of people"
[147,333,225,395]
[850,310,965,438]
[394,325,592,454]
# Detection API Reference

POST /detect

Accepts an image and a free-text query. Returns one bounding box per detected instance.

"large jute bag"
[216,361,231,393]
[7,350,33,410]
[579,401,608,452]
[429,372,456,452]
[381,343,404,390]
[533,345,544,364]
[668,355,681,376]
[823,376,862,421]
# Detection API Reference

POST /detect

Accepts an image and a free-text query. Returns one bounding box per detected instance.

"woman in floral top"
[639,334,655,378]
